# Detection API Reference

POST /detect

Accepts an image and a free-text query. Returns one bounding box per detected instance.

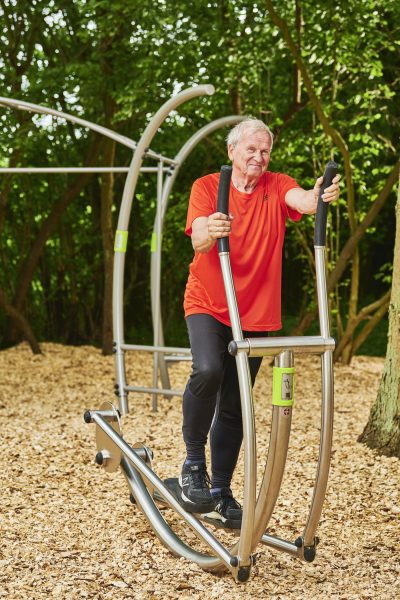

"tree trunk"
[358,178,400,457]
[6,136,102,345]
[100,136,116,355]
[0,287,41,354]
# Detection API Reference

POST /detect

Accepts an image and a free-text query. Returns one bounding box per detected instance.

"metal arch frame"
[89,86,334,581]
[0,89,335,581]
[86,231,335,581]
[149,116,247,409]
[0,95,172,162]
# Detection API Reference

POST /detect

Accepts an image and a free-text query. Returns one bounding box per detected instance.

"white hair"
[227,118,274,150]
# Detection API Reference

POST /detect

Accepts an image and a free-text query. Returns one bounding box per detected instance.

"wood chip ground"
[1,343,399,599]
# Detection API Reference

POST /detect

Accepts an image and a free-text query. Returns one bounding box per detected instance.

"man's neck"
[231,173,262,194]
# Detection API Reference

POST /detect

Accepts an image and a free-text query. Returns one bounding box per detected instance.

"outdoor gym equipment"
[83,88,338,582]
[0,87,244,410]
[0,87,337,582]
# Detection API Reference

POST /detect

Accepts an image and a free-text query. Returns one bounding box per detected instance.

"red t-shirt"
[184,171,302,331]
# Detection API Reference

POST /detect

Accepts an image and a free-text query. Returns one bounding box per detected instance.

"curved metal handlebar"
[217,165,232,253]
[314,161,338,246]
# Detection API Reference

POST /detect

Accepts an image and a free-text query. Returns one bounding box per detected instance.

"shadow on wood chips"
[0,343,399,600]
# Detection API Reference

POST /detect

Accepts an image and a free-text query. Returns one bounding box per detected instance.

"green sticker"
[151,232,157,253]
[272,366,295,406]
[114,230,128,253]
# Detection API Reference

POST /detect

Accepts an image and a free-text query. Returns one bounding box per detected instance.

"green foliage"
[0,0,398,355]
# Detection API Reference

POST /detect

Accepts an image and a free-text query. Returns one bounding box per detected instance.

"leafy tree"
[0,0,398,363]
[265,0,399,362]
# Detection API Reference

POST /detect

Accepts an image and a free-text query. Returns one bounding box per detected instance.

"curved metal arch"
[150,115,247,399]
[0,95,175,164]
[112,84,215,415]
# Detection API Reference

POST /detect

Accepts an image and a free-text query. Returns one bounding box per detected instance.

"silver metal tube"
[0,167,171,174]
[231,336,335,356]
[0,96,137,150]
[260,534,300,557]
[302,247,334,547]
[93,415,233,570]
[112,85,214,415]
[0,96,178,164]
[148,117,244,396]
[219,253,256,569]
[121,458,227,569]
[113,251,129,414]
[125,385,184,396]
[315,248,330,339]
[124,385,184,397]
[121,343,191,354]
[249,351,294,550]
[151,161,164,410]
[302,350,334,546]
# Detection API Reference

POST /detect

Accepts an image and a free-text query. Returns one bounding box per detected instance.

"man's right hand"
[207,212,234,240]
[191,213,234,253]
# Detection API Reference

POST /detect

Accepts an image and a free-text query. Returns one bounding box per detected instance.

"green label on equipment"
[272,366,295,406]
[114,230,128,253]
[151,232,157,253]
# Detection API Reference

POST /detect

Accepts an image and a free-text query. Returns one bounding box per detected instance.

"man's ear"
[227,144,234,161]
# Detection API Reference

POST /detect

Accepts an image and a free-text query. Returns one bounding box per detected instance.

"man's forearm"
[286,187,317,215]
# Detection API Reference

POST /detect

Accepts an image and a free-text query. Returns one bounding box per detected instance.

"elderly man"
[179,118,340,528]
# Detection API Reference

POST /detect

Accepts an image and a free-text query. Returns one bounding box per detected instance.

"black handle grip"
[314,160,338,246]
[217,165,232,253]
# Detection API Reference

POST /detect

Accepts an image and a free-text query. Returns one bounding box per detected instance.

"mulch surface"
[1,343,399,599]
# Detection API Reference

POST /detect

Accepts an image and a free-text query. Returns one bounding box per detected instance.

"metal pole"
[0,96,178,164]
[0,167,172,174]
[302,247,334,547]
[92,415,233,570]
[112,85,215,415]
[250,350,294,549]
[149,116,246,394]
[219,253,256,572]
[151,161,164,410]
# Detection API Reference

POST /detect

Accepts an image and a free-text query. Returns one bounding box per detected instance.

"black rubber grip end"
[217,165,232,253]
[314,160,338,247]
[83,410,92,424]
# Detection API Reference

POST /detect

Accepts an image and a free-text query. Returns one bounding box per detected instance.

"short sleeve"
[277,173,302,222]
[185,178,216,236]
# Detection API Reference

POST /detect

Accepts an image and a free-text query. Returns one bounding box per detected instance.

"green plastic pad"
[272,366,295,407]
[151,232,158,253]
[114,230,128,253]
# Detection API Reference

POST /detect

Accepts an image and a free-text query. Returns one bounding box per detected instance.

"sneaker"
[179,463,215,513]
[203,489,242,529]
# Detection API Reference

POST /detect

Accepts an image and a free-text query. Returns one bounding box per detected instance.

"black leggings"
[182,314,267,489]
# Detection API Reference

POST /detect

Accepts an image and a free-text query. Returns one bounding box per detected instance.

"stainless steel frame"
[0,91,334,581]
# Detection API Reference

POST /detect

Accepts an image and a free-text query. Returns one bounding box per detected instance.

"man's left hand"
[314,173,341,205]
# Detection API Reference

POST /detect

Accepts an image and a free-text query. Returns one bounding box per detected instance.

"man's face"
[228,129,272,179]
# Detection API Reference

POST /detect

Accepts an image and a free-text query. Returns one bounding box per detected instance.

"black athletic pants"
[182,314,267,490]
